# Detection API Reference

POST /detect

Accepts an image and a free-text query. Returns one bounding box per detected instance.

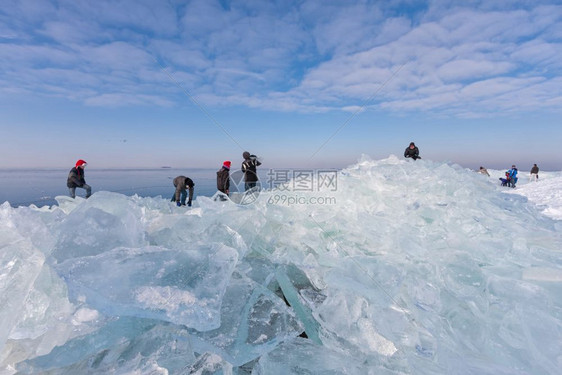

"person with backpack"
[67,159,91,198]
[507,165,518,188]
[242,151,261,191]
[171,176,194,206]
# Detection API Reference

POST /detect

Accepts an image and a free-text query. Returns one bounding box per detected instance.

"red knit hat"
[76,159,87,168]
[223,160,231,169]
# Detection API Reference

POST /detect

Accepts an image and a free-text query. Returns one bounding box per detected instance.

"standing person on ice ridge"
[242,151,261,191]
[530,164,539,182]
[217,160,231,200]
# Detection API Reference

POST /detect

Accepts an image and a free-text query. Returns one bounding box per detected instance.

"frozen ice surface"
[503,171,562,220]
[2,156,562,374]
[251,337,370,375]
[186,352,233,375]
[17,317,196,374]
[51,192,147,261]
[0,203,47,354]
[55,244,239,330]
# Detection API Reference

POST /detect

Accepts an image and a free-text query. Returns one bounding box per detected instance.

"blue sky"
[1,0,561,170]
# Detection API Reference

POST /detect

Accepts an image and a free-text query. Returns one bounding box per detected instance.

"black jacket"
[216,167,230,193]
[242,155,261,182]
[67,167,86,188]
[404,146,420,159]
[530,165,539,174]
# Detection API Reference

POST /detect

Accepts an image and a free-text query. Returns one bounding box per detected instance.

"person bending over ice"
[171,176,194,206]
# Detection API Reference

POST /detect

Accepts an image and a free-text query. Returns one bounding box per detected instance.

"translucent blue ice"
[1,156,561,374]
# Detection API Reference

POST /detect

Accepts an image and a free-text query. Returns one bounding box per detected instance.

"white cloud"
[78,42,154,71]
[437,59,514,82]
[1,0,561,117]
[68,0,178,36]
[84,93,174,107]
[150,40,210,70]
[39,19,101,44]
[510,40,562,69]
[268,3,562,116]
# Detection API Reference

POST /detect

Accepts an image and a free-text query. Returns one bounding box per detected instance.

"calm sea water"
[0,168,230,207]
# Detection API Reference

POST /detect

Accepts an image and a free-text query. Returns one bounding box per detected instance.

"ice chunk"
[55,244,238,330]
[522,267,562,282]
[252,338,370,374]
[185,352,233,375]
[274,265,322,344]
[0,236,45,355]
[189,273,303,366]
[8,265,74,342]
[1,265,77,371]
[3,157,562,374]
[17,317,195,374]
[314,290,398,358]
[53,195,85,214]
[51,193,147,262]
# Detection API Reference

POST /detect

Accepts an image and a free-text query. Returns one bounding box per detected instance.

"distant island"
[161,166,172,169]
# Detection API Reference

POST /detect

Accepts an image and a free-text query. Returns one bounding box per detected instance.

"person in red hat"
[217,161,231,198]
[67,159,91,198]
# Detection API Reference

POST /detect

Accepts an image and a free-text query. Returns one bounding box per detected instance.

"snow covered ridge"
[501,172,562,221]
[1,155,561,374]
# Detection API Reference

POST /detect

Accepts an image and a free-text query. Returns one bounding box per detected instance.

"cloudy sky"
[1,0,561,170]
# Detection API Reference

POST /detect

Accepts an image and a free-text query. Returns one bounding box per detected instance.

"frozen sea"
[0,168,228,207]
[1,156,561,374]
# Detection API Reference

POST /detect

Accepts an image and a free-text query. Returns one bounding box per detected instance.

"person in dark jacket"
[530,163,539,182]
[67,159,91,198]
[171,176,194,206]
[404,142,420,160]
[217,161,231,198]
[242,151,261,191]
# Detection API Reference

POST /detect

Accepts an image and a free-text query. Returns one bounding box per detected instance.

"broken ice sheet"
[54,244,238,330]
[252,337,369,375]
[188,272,303,366]
[17,317,195,374]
